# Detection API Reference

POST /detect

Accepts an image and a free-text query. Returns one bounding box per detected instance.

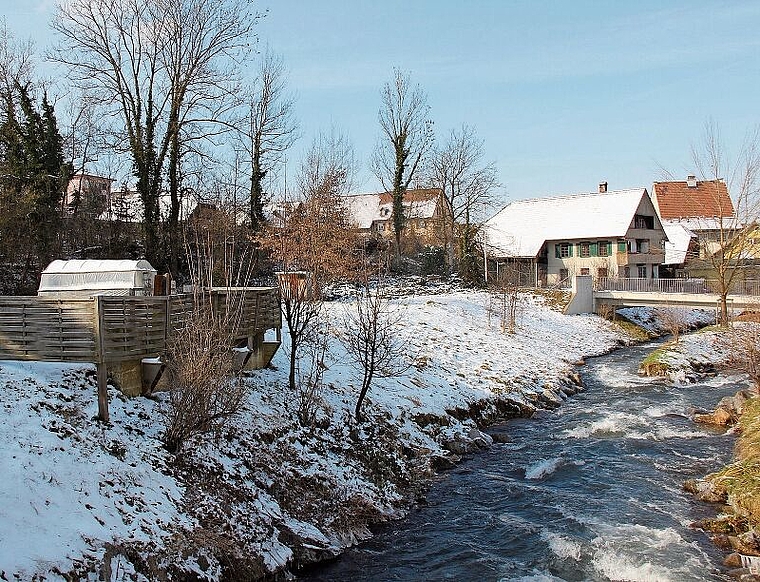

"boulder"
[684,478,727,503]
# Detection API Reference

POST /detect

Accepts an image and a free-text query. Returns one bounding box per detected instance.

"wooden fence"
[0,288,281,421]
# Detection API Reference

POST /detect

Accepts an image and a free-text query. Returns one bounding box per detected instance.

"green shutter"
[555,243,560,258]
[618,240,626,253]
[568,244,573,257]
[607,242,613,255]
[590,242,598,257]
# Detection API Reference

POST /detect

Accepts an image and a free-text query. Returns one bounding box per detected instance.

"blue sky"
[2,0,760,204]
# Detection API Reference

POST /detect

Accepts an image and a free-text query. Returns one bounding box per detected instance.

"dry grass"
[707,398,760,527]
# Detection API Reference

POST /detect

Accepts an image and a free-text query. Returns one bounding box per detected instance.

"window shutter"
[618,240,626,253]
[590,242,598,256]
[569,244,573,257]
[607,242,613,255]
[555,244,560,258]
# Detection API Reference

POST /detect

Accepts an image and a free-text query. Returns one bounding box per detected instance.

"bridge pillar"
[564,275,594,315]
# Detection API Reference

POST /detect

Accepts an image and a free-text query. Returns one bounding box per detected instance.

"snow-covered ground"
[2,287,640,579]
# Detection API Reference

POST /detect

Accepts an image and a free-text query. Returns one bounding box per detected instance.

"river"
[301,341,744,581]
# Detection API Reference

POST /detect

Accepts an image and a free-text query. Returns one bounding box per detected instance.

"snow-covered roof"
[38,259,156,294]
[483,188,649,258]
[344,189,440,229]
[662,216,741,232]
[41,259,154,274]
[344,193,383,229]
[662,220,696,265]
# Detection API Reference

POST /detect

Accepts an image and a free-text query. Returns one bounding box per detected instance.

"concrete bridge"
[565,275,760,315]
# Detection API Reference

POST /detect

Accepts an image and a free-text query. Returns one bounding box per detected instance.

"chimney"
[598,181,608,193]
[686,175,697,188]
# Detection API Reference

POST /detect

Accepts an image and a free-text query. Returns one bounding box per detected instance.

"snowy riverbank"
[2,287,636,580]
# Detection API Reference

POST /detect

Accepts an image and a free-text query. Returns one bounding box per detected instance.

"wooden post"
[94,296,109,422]
[96,362,109,423]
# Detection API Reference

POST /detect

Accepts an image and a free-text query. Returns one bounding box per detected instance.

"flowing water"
[302,342,744,581]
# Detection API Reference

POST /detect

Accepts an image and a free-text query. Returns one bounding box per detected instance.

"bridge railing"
[594,277,760,296]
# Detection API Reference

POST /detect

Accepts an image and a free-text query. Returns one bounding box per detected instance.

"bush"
[162,304,247,453]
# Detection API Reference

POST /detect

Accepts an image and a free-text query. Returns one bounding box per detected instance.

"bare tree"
[52,0,258,273]
[687,121,760,324]
[162,221,251,453]
[429,124,499,279]
[371,69,434,258]
[716,322,760,392]
[238,49,299,231]
[656,305,689,343]
[341,275,407,422]
[490,266,523,334]
[260,131,358,394]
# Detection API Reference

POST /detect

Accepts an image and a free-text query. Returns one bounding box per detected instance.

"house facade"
[483,185,667,287]
[65,174,115,215]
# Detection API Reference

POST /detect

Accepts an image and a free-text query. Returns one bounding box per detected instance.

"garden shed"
[38,259,157,298]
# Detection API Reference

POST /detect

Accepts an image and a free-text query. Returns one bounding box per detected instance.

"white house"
[482,185,667,287]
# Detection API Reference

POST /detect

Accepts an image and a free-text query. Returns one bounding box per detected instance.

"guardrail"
[594,278,760,296]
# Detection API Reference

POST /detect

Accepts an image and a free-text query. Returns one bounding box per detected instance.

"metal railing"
[594,277,760,296]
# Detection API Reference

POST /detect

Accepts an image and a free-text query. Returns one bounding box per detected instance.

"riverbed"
[302,341,743,581]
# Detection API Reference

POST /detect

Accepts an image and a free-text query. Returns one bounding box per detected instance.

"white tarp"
[38,259,156,296]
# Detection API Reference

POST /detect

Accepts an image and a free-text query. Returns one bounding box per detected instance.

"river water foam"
[302,342,742,581]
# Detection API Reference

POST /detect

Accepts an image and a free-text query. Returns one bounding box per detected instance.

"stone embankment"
[638,328,760,580]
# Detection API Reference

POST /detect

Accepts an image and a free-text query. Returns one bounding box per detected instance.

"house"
[652,176,736,261]
[343,188,445,244]
[660,220,699,278]
[482,184,667,287]
[65,174,115,215]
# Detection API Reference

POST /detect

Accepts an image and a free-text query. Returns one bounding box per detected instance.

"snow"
[1,285,700,579]
[344,192,438,230]
[661,220,696,265]
[483,188,648,258]
[38,259,156,295]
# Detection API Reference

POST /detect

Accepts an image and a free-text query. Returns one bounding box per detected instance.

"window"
[559,268,569,281]
[580,268,590,275]
[597,267,608,278]
[637,265,647,278]
[377,223,385,231]
[598,241,610,256]
[556,242,571,258]
[579,242,590,258]
[634,214,654,229]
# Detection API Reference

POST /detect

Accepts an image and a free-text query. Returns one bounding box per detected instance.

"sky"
[1,0,760,206]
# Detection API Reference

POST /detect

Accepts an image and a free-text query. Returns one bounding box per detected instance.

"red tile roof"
[652,179,734,220]
[377,188,440,205]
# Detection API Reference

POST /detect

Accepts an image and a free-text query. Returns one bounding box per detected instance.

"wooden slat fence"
[0,297,97,362]
[0,288,281,421]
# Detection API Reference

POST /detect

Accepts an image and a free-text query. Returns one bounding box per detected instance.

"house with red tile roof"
[652,176,738,270]
[652,176,734,224]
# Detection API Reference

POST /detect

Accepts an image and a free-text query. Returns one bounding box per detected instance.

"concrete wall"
[564,275,594,315]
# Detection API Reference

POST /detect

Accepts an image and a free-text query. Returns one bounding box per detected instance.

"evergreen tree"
[0,83,70,293]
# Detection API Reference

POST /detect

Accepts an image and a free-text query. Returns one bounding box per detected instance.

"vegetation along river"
[302,341,744,581]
